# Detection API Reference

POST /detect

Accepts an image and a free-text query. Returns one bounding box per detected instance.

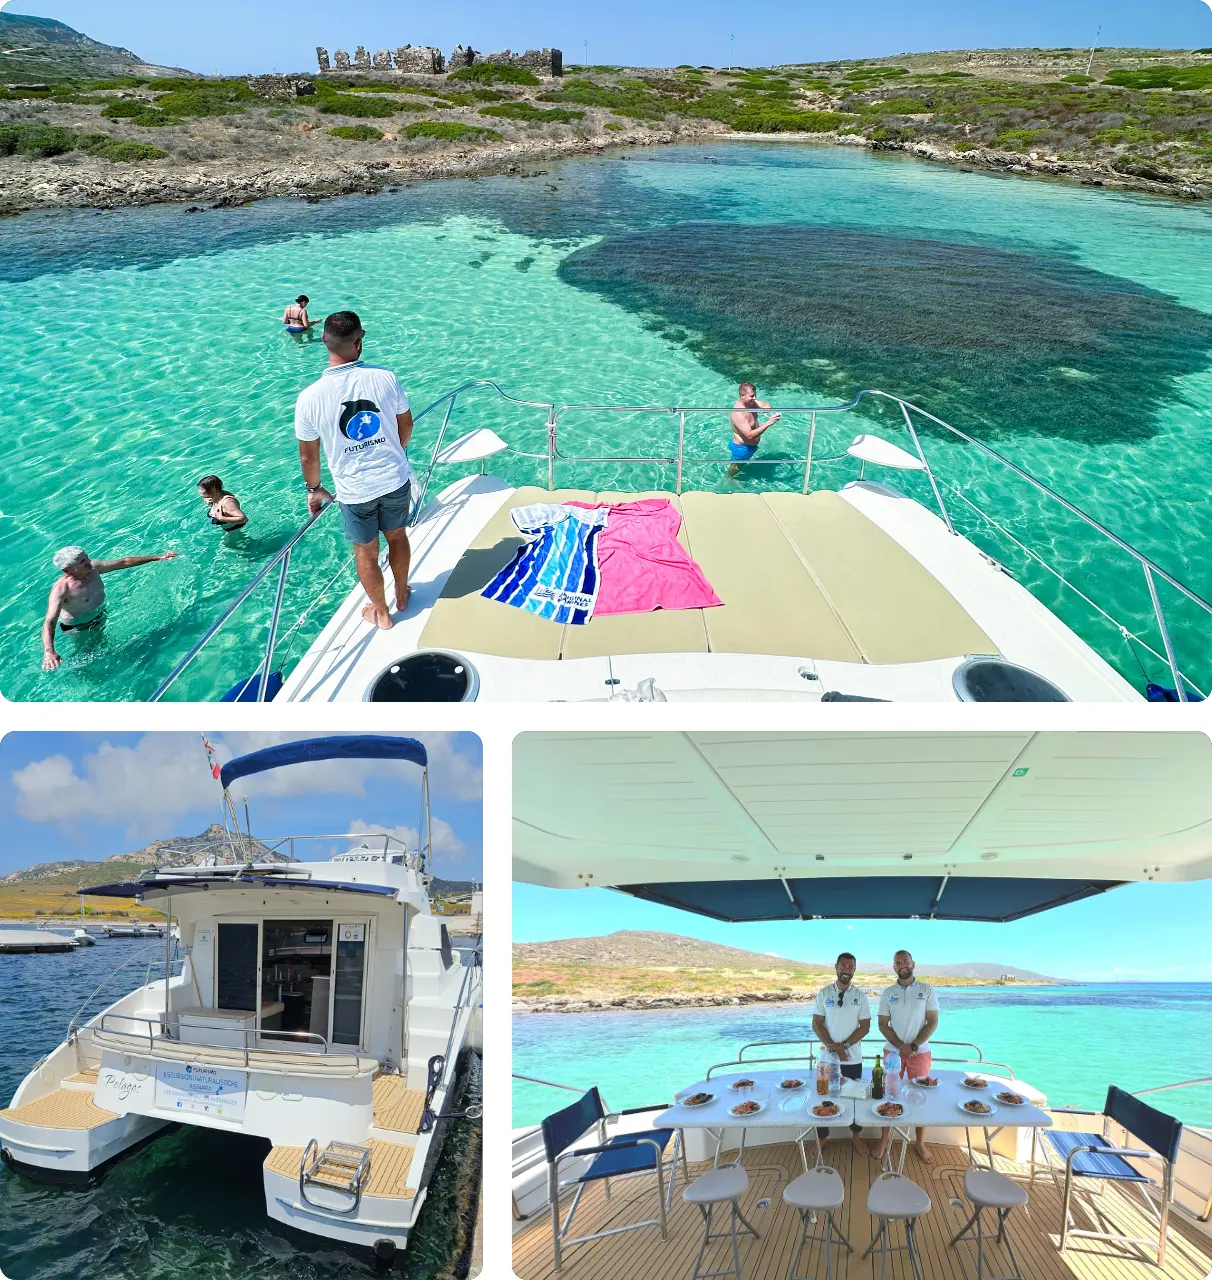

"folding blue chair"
[542,1086,681,1270]
[1033,1084,1182,1267]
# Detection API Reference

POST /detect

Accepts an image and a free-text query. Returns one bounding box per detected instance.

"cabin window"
[439,923,454,970]
[332,923,368,1046]
[216,922,259,1011]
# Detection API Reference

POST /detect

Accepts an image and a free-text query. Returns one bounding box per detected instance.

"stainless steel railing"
[149,379,1212,701]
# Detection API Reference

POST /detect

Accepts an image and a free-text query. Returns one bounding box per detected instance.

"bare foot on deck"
[914,1143,933,1165]
[361,602,394,630]
[852,1135,874,1158]
[394,582,411,613]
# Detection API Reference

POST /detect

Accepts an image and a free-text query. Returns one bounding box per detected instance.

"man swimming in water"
[727,381,781,477]
[198,475,248,530]
[282,295,317,338]
[41,546,179,671]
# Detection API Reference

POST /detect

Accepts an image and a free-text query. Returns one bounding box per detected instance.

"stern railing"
[149,380,1212,701]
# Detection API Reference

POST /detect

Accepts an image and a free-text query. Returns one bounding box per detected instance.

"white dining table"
[852,1067,1053,1173]
[656,1066,1053,1179]
[655,1068,857,1177]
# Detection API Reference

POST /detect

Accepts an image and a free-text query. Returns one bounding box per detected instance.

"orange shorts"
[901,1049,932,1080]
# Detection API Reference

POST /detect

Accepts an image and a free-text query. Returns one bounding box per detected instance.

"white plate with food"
[728,1078,758,1090]
[778,1078,806,1091]
[679,1091,716,1108]
[870,1100,907,1122]
[912,1076,939,1088]
[994,1089,1027,1107]
[729,1099,764,1118]
[957,1099,998,1118]
[960,1076,990,1090]
[811,1101,844,1120]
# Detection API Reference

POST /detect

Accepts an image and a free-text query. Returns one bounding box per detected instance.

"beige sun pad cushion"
[679,492,862,661]
[418,487,595,659]
[560,492,710,659]
[762,491,995,663]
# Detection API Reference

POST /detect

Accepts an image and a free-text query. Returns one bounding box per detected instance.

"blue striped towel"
[481,503,609,625]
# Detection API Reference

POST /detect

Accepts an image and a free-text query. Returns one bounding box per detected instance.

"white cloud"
[11,732,481,840]
[349,817,467,863]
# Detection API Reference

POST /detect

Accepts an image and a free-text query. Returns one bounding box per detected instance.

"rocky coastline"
[515,989,816,1014]
[4,122,1208,217]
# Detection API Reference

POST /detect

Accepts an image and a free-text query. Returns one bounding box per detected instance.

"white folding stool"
[684,1164,761,1280]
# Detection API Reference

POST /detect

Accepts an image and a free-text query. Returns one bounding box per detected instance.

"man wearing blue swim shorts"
[295,311,415,631]
[727,381,781,477]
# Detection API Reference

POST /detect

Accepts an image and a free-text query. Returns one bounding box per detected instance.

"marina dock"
[0,928,76,954]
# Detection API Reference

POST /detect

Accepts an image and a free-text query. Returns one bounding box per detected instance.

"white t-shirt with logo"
[813,981,871,1064]
[294,362,414,505]
[878,979,939,1052]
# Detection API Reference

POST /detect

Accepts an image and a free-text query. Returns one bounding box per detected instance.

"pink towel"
[567,498,722,615]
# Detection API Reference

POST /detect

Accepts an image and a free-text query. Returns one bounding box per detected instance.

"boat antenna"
[422,765,432,876]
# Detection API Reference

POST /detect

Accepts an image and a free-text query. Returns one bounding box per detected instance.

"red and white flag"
[201,735,222,781]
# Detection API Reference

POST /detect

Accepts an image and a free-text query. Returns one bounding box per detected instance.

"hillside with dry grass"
[3,43,1212,211]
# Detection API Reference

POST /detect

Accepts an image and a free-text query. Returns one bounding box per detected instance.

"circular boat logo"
[340,399,383,441]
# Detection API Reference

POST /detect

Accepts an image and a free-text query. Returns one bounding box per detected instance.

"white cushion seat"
[683,1164,749,1205]
[868,1173,932,1219]
[784,1167,845,1211]
[964,1169,1029,1210]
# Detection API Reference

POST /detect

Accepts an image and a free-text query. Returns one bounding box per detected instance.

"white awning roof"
[514,732,1212,891]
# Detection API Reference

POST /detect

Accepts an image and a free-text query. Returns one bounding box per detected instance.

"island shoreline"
[2,126,1207,219]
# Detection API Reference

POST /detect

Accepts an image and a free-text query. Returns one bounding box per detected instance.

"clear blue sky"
[513,879,1212,983]
[9,0,1212,76]
[0,732,482,880]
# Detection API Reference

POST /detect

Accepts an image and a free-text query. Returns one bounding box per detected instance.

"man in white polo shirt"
[812,951,872,1155]
[295,311,415,630]
[876,949,940,1163]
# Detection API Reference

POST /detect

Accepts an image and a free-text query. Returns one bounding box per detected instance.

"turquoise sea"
[512,984,1212,1130]
[2,141,1212,699]
[0,931,479,1279]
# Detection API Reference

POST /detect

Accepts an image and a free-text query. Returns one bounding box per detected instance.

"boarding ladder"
[299,1138,372,1214]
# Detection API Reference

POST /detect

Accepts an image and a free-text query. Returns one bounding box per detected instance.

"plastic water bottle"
[885,1049,901,1099]
[828,1059,841,1094]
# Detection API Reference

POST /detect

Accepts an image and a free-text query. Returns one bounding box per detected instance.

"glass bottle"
[871,1055,884,1100]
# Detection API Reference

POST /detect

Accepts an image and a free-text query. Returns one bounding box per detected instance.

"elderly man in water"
[727,381,781,477]
[41,545,178,671]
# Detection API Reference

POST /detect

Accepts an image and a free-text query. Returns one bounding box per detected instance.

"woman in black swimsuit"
[198,475,248,530]
[282,294,316,339]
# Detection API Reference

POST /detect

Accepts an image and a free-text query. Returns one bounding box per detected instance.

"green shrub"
[447,63,540,86]
[877,97,931,114]
[439,89,512,104]
[732,108,852,132]
[0,122,77,157]
[1104,65,1212,90]
[402,120,503,141]
[101,101,178,127]
[329,124,385,140]
[151,78,256,117]
[479,102,585,123]
[540,81,668,119]
[996,127,1044,151]
[318,93,403,118]
[83,138,169,162]
[604,122,624,131]
[1062,74,1095,84]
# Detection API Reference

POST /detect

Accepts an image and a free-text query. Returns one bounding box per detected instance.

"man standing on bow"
[295,311,415,630]
[812,951,874,1156]
[876,949,940,1164]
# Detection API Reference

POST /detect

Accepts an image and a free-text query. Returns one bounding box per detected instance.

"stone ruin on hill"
[247,73,316,100]
[315,43,562,77]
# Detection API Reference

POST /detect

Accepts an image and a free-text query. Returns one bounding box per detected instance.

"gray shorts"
[339,481,411,544]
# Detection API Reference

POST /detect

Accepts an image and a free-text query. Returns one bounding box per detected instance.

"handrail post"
[411,393,457,524]
[257,548,291,703]
[804,412,817,495]
[1144,564,1187,701]
[676,411,686,496]
[899,401,955,534]
[546,407,557,492]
